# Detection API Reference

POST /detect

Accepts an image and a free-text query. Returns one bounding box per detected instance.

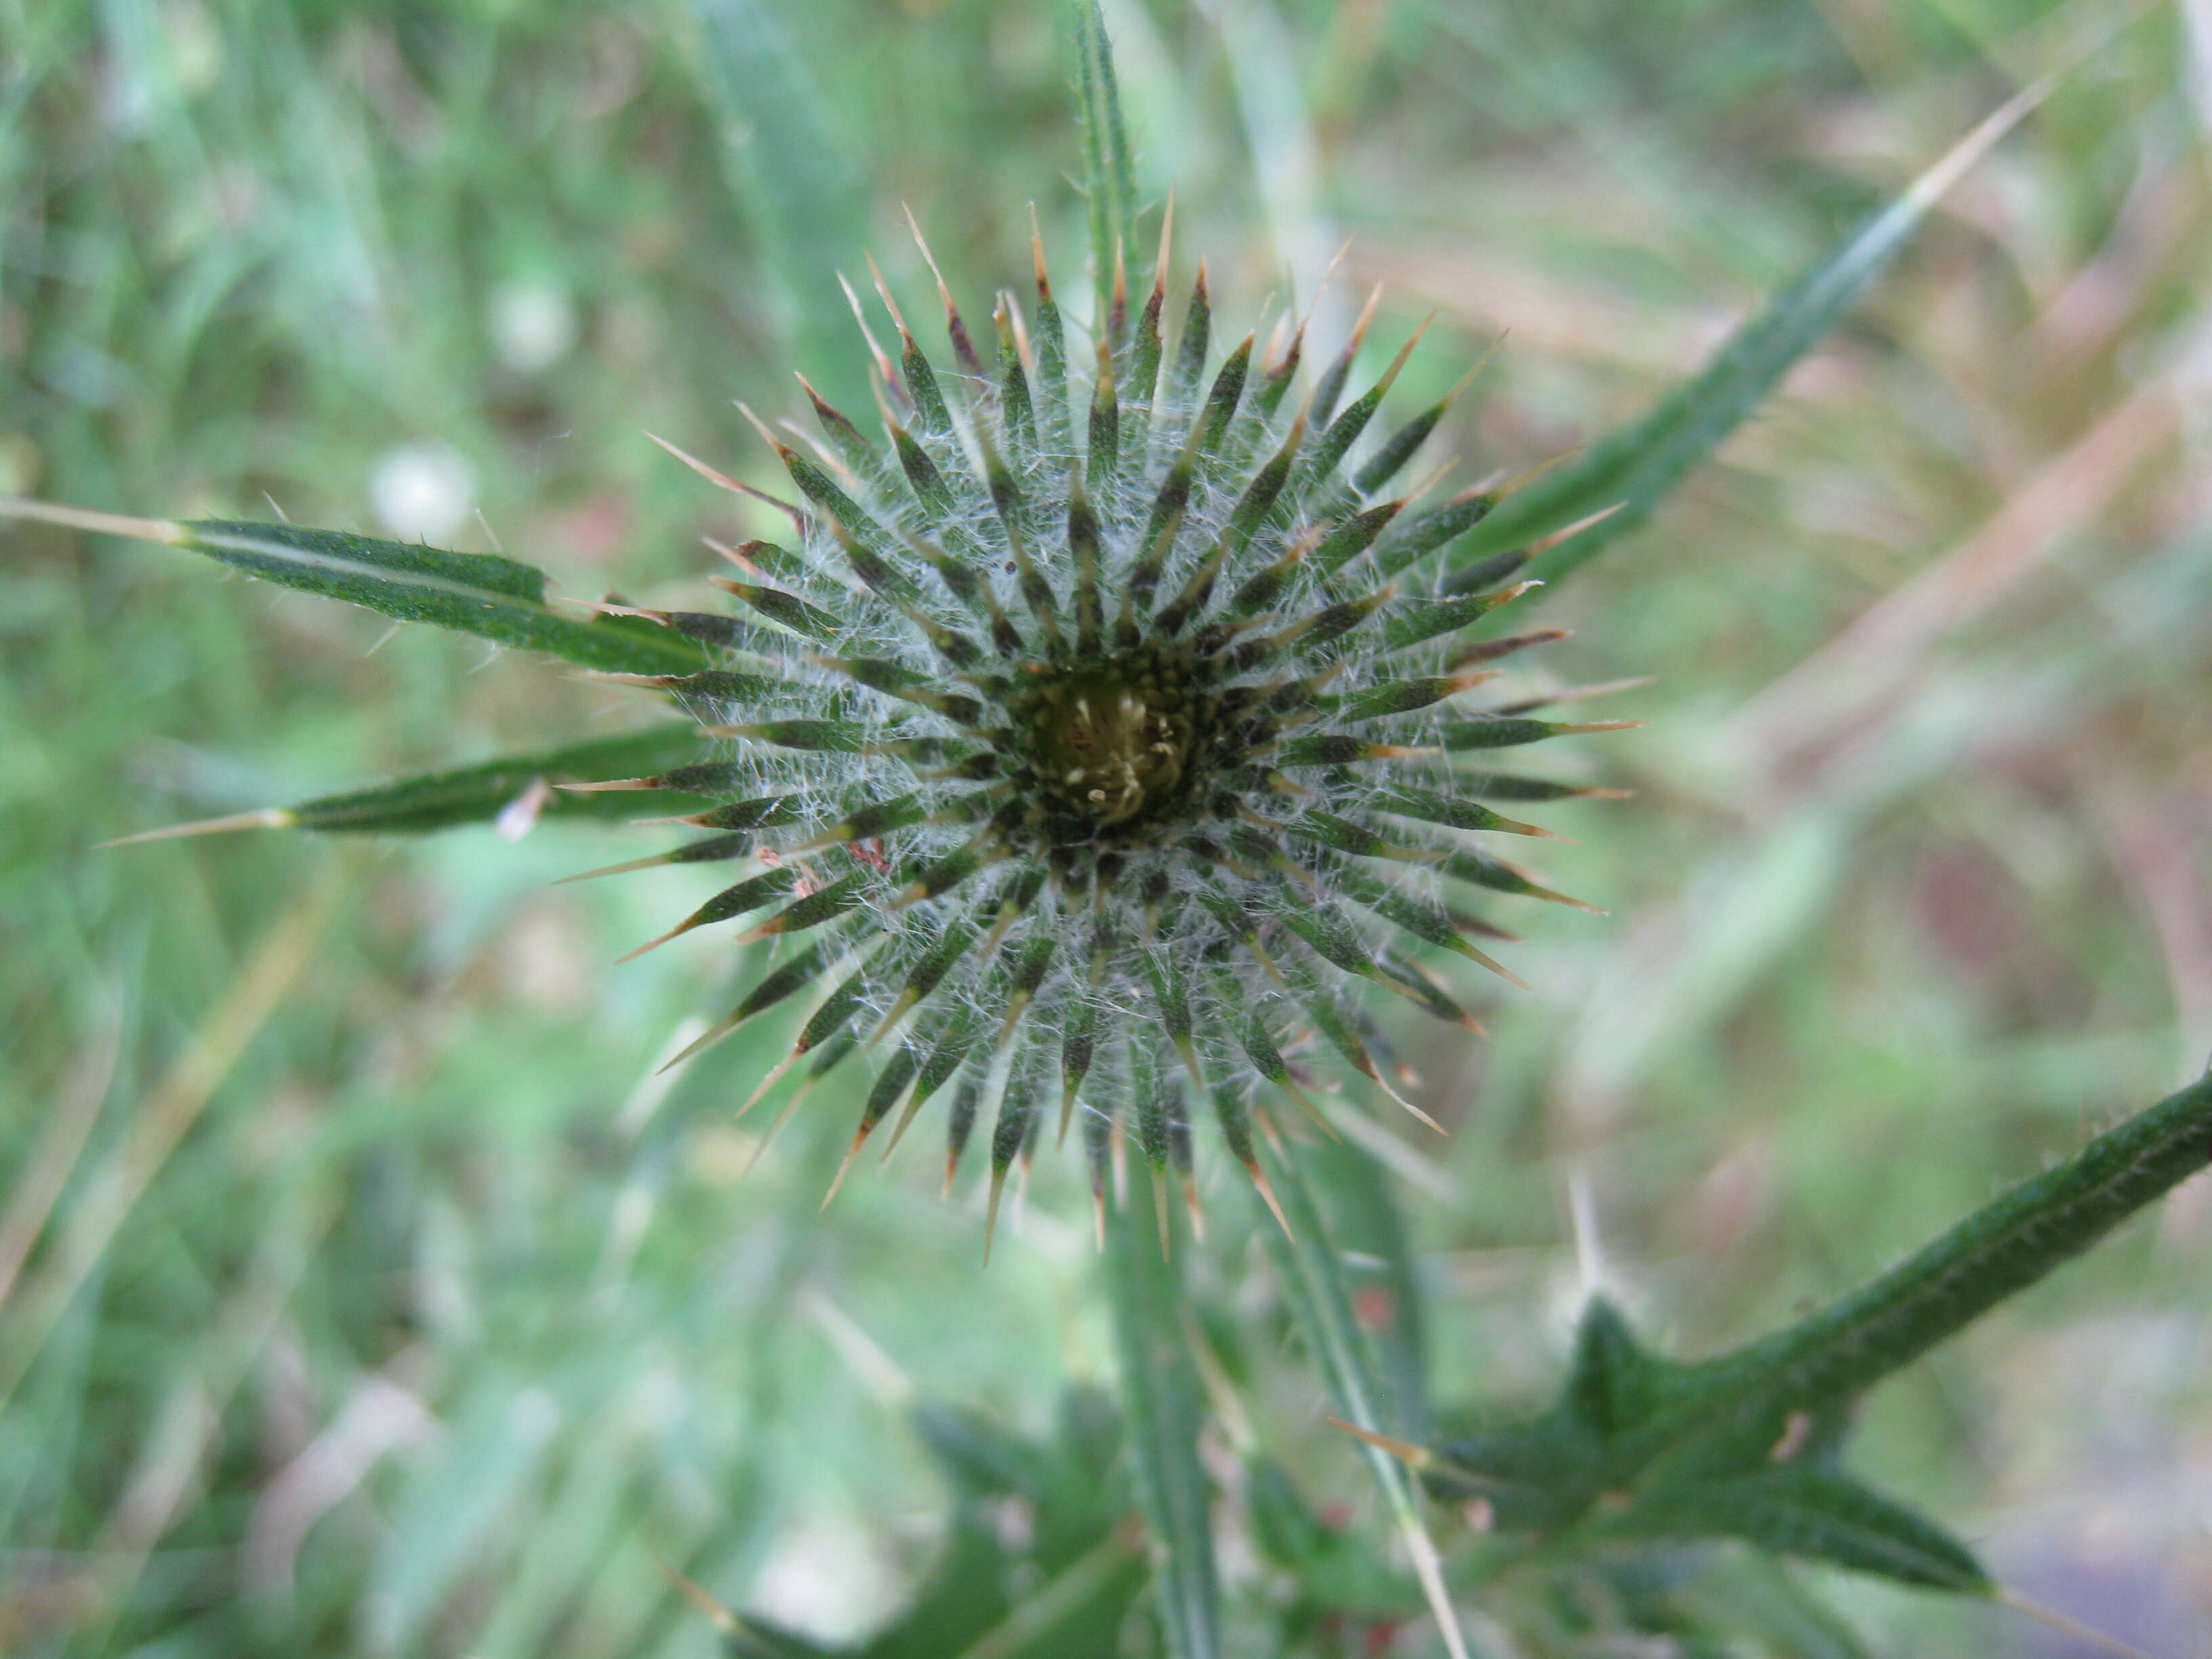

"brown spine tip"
[733,403,795,463]
[1347,281,1383,350]
[1151,188,1174,296]
[615,920,692,964]
[1245,1160,1296,1240]
[552,776,658,794]
[98,807,295,847]
[1359,1061,1445,1134]
[735,1052,798,1123]
[645,430,747,495]
[1376,311,1434,394]
[1528,501,1631,556]
[1324,1415,1435,1470]
[982,1163,1010,1263]
[1489,447,1581,499]
[820,1128,869,1211]
[1028,203,1052,298]
[1004,289,1036,373]
[793,371,834,415]
[1180,1171,1206,1244]
[1275,1076,1341,1143]
[836,270,901,388]
[1445,334,1505,406]
[878,1085,930,1162]
[862,249,913,340]
[704,535,772,577]
[1446,628,1572,670]
[0,495,188,546]
[552,850,676,884]
[658,1563,743,1635]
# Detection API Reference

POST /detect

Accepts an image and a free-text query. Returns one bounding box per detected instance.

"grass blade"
[1103,1171,1219,1659]
[1305,1139,1431,1441]
[1436,79,2053,586]
[689,0,873,407]
[1260,1144,1468,1659]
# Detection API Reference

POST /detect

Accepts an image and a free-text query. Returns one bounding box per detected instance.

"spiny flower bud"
[575,209,1632,1251]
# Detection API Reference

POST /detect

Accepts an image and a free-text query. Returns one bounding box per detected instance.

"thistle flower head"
[583,213,1628,1246]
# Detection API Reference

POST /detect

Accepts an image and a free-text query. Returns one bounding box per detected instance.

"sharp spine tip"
[1324,1415,1434,1469]
[615,923,687,964]
[983,1164,1010,1263]
[1246,1161,1295,1240]
[100,807,295,846]
[733,403,792,459]
[821,1132,866,1211]
[553,777,657,793]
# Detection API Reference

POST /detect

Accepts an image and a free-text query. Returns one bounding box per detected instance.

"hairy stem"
[1626,1071,2212,1465]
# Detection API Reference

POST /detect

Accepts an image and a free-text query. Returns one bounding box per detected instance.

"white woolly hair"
[647,245,1598,1176]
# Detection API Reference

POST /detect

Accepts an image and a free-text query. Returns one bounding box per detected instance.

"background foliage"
[3,0,2209,1654]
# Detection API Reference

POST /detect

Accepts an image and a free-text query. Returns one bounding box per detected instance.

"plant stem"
[1627,1071,2212,1465]
[1103,1166,1219,1659]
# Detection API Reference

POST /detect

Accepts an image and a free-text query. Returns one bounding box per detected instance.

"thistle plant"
[562,216,1633,1246]
[7,5,2203,1656]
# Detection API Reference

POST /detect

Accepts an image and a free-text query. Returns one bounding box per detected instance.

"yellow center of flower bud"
[1015,647,1208,840]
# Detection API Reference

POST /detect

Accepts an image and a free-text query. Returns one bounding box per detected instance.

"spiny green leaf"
[146,514,708,675]
[1072,0,1138,336]
[1562,1296,1668,1443]
[262,725,710,835]
[1445,83,2051,584]
[1618,1467,1990,1593]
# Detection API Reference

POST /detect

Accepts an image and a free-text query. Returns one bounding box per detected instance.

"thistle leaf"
[1561,1296,1668,1443]
[126,725,710,838]
[1618,1467,1990,1594]
[1072,0,1139,338]
[1442,81,2054,584]
[12,506,714,677]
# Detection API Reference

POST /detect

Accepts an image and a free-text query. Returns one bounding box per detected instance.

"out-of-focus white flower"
[369,443,476,543]
[745,1510,903,1642]
[489,278,579,375]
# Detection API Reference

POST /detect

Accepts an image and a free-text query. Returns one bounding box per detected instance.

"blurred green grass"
[3,0,2209,1654]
